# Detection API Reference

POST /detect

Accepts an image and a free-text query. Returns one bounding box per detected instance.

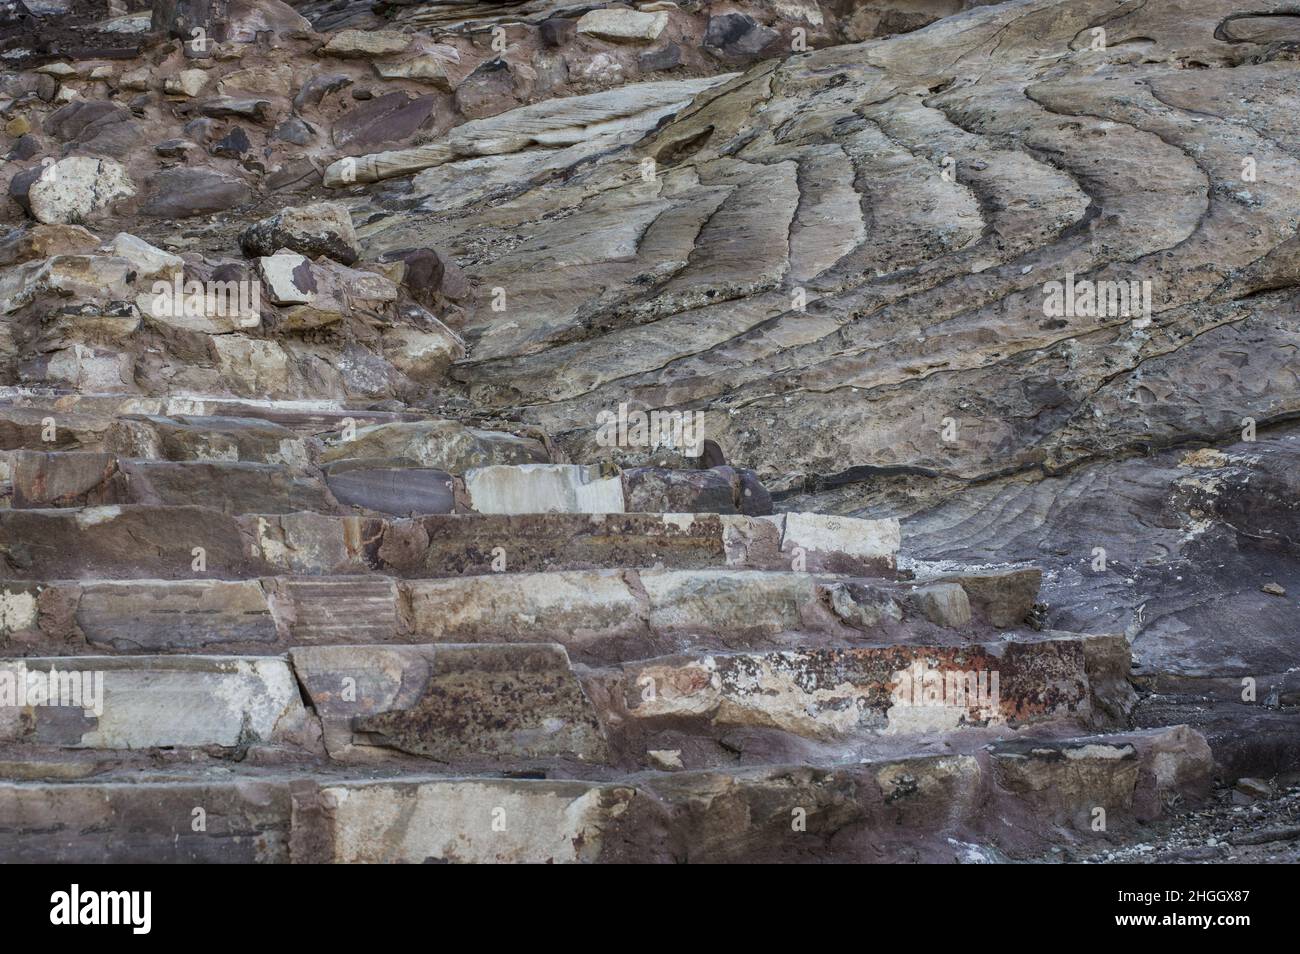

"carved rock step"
[603,634,1127,745]
[0,405,548,470]
[0,391,439,439]
[289,634,1129,770]
[0,655,312,753]
[0,508,899,580]
[2,567,1043,660]
[0,726,1213,862]
[0,631,1127,769]
[4,451,772,517]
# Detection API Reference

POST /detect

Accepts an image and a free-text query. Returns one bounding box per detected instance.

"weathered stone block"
[623,467,735,514]
[910,582,972,628]
[0,779,291,862]
[405,570,643,648]
[291,642,607,763]
[300,777,636,863]
[320,419,547,472]
[463,463,624,514]
[271,576,399,645]
[76,580,277,651]
[326,466,455,515]
[940,568,1041,628]
[0,655,308,749]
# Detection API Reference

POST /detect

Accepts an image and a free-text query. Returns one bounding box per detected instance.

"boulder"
[163,68,209,97]
[576,9,670,42]
[373,52,456,91]
[152,0,309,45]
[240,201,359,265]
[109,233,183,280]
[453,59,518,120]
[640,42,683,72]
[0,224,99,266]
[141,167,251,218]
[23,157,135,225]
[331,90,439,151]
[704,13,780,57]
[41,100,136,156]
[321,29,412,58]
[539,17,576,48]
[197,96,274,123]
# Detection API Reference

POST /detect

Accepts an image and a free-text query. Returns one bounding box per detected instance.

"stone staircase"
[0,391,1214,862]
[10,0,1286,862]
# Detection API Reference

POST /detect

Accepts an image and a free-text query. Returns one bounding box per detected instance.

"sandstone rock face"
[0,0,1291,865]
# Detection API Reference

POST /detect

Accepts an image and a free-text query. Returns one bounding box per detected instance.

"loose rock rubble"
[0,0,1296,864]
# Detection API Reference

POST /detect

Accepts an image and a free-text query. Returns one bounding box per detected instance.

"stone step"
[0,507,898,580]
[0,389,437,433]
[1,406,546,471]
[0,655,313,754]
[290,633,1130,770]
[2,567,1041,660]
[4,451,773,516]
[0,725,1213,862]
[604,634,1127,745]
[6,451,337,513]
[0,629,1127,768]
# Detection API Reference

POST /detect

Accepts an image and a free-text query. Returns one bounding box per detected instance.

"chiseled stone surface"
[272,576,400,645]
[76,579,278,651]
[639,568,817,638]
[325,466,455,514]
